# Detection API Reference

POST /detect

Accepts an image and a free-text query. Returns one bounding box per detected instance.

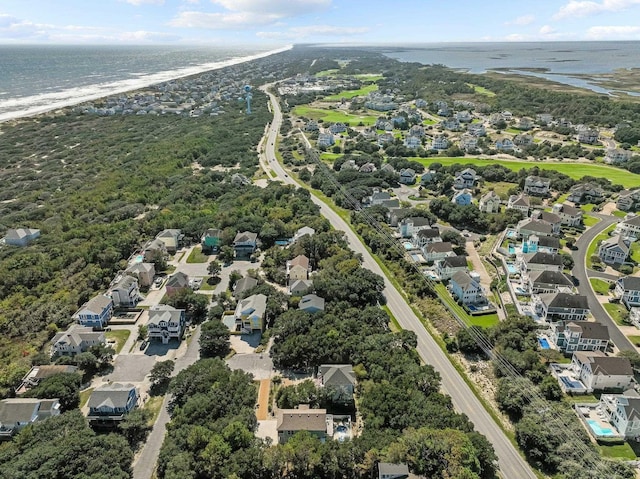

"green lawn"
[323,84,378,101]
[200,276,218,291]
[604,303,628,326]
[613,210,627,218]
[422,118,437,125]
[353,74,384,82]
[319,152,342,162]
[627,335,640,347]
[105,329,131,354]
[583,215,600,227]
[186,246,208,264]
[414,157,640,188]
[590,278,611,295]
[586,224,616,268]
[505,128,520,134]
[599,442,637,460]
[79,388,94,408]
[292,106,379,126]
[144,395,165,424]
[466,83,496,97]
[314,69,340,77]
[631,242,640,263]
[581,204,596,212]
[434,283,499,328]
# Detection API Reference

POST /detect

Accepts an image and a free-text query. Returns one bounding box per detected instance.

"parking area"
[226,353,274,380]
[106,354,157,383]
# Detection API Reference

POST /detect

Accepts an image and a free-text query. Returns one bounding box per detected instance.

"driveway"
[226,353,274,380]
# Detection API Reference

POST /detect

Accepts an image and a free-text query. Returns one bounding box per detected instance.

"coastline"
[0,44,292,124]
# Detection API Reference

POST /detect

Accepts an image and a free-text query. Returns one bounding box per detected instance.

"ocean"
[0,44,290,122]
[381,41,640,95]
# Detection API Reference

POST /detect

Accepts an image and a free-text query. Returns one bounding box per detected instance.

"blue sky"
[1,0,640,44]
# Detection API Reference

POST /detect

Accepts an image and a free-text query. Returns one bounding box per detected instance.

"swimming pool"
[538,338,550,349]
[586,419,616,437]
[133,254,144,263]
[560,376,582,389]
[403,242,414,250]
[506,263,518,274]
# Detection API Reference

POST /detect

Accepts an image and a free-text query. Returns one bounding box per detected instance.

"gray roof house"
[51,324,105,357]
[535,293,590,323]
[277,405,328,444]
[522,251,564,272]
[318,364,356,402]
[87,383,139,426]
[233,276,258,298]
[299,294,325,313]
[0,398,61,438]
[125,262,155,288]
[598,235,630,265]
[378,462,418,479]
[289,279,314,295]
[552,321,610,353]
[109,275,140,308]
[4,228,40,247]
[528,270,574,294]
[75,294,114,329]
[147,304,185,344]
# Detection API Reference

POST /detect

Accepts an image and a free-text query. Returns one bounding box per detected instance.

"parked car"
[154,277,163,287]
[191,278,203,290]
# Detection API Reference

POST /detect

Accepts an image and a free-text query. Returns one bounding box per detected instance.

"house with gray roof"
[517,218,554,239]
[615,276,640,309]
[17,365,78,395]
[51,324,106,357]
[551,321,609,353]
[0,398,61,438]
[571,351,634,393]
[155,229,182,253]
[233,276,258,298]
[299,294,325,313]
[524,176,551,196]
[449,270,485,305]
[318,364,356,402]
[597,394,640,439]
[148,305,185,344]
[522,251,564,272]
[434,255,468,280]
[110,275,140,308]
[235,293,267,333]
[552,203,583,227]
[4,228,40,247]
[567,183,604,205]
[528,270,574,294]
[617,189,640,212]
[507,193,531,216]
[479,190,501,214]
[166,272,189,296]
[378,462,418,479]
[423,241,454,263]
[289,279,313,295]
[233,231,258,259]
[125,262,155,288]
[143,238,167,262]
[75,295,113,328]
[616,214,640,241]
[598,235,630,265]
[277,405,328,444]
[87,383,139,426]
[534,293,589,322]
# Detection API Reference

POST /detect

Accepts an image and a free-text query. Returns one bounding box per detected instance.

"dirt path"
[466,240,505,320]
[256,379,270,420]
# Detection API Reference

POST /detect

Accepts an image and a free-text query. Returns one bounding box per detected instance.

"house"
[317,132,335,147]
[318,364,356,402]
[75,295,113,328]
[502,111,513,121]
[605,148,632,164]
[408,124,425,137]
[109,275,140,308]
[527,235,561,254]
[423,241,454,263]
[155,229,182,253]
[571,351,634,393]
[479,191,501,213]
[518,117,533,130]
[51,324,105,357]
[369,190,392,206]
[125,262,155,288]
[294,226,315,241]
[453,168,476,190]
[495,138,514,151]
[517,218,554,239]
[165,272,189,296]
[378,132,395,146]
[617,189,640,212]
[616,215,640,241]
[380,163,396,175]
[456,110,472,123]
[598,235,630,265]
[299,294,325,313]
[430,136,449,150]
[452,189,473,206]
[398,217,432,238]
[441,118,461,131]
[597,394,640,439]
[459,134,478,152]
[630,307,640,328]
[231,173,251,186]
[305,120,319,132]
[147,304,185,344]
[143,238,167,262]
[567,183,604,205]
[434,255,468,281]
[87,383,139,426]
[615,276,640,309]
[507,193,531,216]
[233,231,258,259]
[277,405,328,444]
[388,207,410,227]
[359,162,377,173]
[17,365,78,395]
[552,203,583,227]
[489,112,504,125]
[287,255,310,281]
[467,123,486,136]
[552,321,609,353]
[201,228,223,252]
[0,398,61,438]
[403,136,421,149]
[537,113,553,125]
[329,122,347,134]
[398,168,416,184]
[535,293,590,322]
[289,279,314,295]
[577,126,599,144]
[513,133,533,146]
[233,276,258,298]
[522,252,564,272]
[420,170,437,185]
[449,271,485,305]
[341,159,359,171]
[378,462,418,479]
[531,210,561,234]
[4,228,40,247]
[529,270,574,294]
[412,227,441,248]
[235,293,267,333]
[524,176,551,196]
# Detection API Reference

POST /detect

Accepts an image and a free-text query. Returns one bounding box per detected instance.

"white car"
[191,278,203,290]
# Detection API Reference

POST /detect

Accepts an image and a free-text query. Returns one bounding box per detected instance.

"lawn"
[599,442,637,460]
[292,105,379,126]
[200,276,219,291]
[105,329,131,354]
[604,303,629,326]
[434,283,499,328]
[144,394,165,424]
[581,204,596,212]
[422,118,437,125]
[319,152,342,163]
[353,74,384,82]
[323,84,378,101]
[631,242,640,263]
[586,224,616,268]
[466,83,496,97]
[414,157,640,188]
[79,388,94,408]
[583,215,600,227]
[314,69,340,77]
[613,210,627,218]
[628,335,640,347]
[590,278,611,295]
[186,246,208,264]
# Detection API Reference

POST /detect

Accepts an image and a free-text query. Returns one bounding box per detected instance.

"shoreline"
[0,44,292,124]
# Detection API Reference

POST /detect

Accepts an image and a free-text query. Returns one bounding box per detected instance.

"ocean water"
[381,41,640,95]
[0,44,289,122]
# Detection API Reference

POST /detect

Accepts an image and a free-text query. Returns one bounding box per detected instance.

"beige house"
[126,262,155,288]
[287,255,310,281]
[277,405,329,444]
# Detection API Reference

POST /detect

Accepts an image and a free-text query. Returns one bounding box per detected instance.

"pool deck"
[575,403,621,439]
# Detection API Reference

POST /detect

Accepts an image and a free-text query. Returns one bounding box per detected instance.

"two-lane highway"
[260,86,537,479]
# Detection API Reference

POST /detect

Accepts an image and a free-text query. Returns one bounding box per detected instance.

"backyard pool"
[403,242,414,250]
[506,263,518,274]
[560,376,582,389]
[133,254,144,263]
[587,419,616,437]
[538,338,550,349]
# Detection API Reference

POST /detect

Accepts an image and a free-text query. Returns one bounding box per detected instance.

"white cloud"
[504,33,528,41]
[121,0,165,5]
[539,25,556,34]
[587,25,640,38]
[505,14,535,26]
[210,0,331,17]
[169,11,277,29]
[257,24,369,39]
[553,0,640,20]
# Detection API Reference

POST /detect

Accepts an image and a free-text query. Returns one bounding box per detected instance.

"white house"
[528,270,574,294]
[155,229,182,253]
[449,270,485,305]
[147,305,185,344]
[4,228,40,247]
[524,176,551,196]
[517,218,554,239]
[423,242,454,263]
[571,351,634,393]
[551,203,583,227]
[616,215,640,241]
[110,275,140,308]
[567,183,604,205]
[577,126,599,144]
[399,168,416,184]
[522,252,564,272]
[235,293,267,333]
[534,292,589,322]
[598,235,630,265]
[50,325,106,357]
[459,134,478,152]
[551,321,609,353]
[615,276,640,309]
[434,255,468,280]
[0,398,61,438]
[412,227,441,248]
[479,191,501,213]
[495,138,514,151]
[617,190,640,212]
[507,193,530,216]
[605,148,632,164]
[597,394,640,439]
[453,168,476,190]
[430,136,449,150]
[398,217,432,238]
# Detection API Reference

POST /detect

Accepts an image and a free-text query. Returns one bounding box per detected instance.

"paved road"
[132,326,202,479]
[262,89,537,479]
[572,214,635,352]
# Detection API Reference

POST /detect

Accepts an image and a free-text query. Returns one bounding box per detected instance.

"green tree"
[24,372,82,412]
[118,407,153,449]
[149,360,175,389]
[138,324,149,341]
[199,320,230,358]
[207,259,221,277]
[218,245,235,264]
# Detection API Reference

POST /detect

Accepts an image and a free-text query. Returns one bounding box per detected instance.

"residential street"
[262,89,538,479]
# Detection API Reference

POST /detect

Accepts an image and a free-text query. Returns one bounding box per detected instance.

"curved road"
[572,214,635,352]
[260,87,537,479]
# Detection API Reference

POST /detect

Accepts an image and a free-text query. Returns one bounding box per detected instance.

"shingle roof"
[148,305,184,326]
[600,235,630,254]
[166,272,189,288]
[529,270,573,287]
[442,255,468,268]
[289,255,309,269]
[277,408,327,432]
[0,399,41,424]
[233,231,258,243]
[618,276,640,291]
[519,219,553,234]
[574,352,633,376]
[451,270,476,290]
[540,292,589,310]
[378,462,410,477]
[299,294,325,312]
[234,277,258,297]
[524,252,564,266]
[318,364,356,387]
[566,321,609,340]
[538,236,560,249]
[80,295,113,315]
[87,383,137,410]
[426,242,453,254]
[403,216,431,227]
[416,228,440,239]
[623,215,640,226]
